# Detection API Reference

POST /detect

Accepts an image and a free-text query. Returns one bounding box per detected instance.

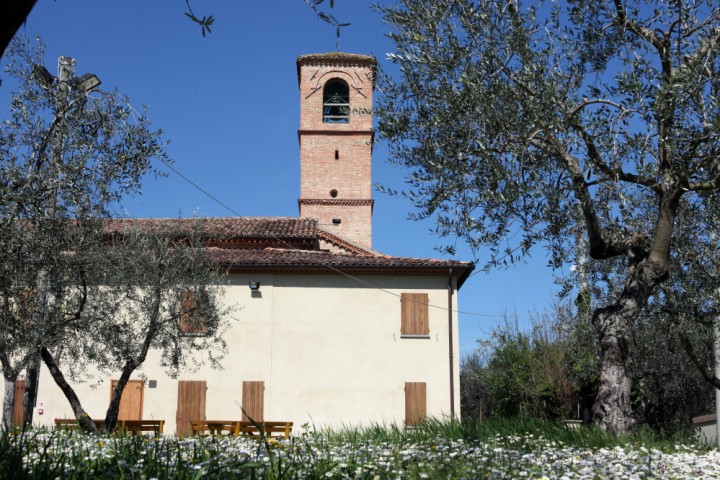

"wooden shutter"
[19,289,35,324]
[401,293,429,335]
[110,380,144,420]
[12,379,25,427]
[242,381,264,422]
[179,290,208,335]
[176,380,206,436]
[405,382,427,425]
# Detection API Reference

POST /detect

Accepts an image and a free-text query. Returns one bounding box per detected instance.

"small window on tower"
[323,79,349,123]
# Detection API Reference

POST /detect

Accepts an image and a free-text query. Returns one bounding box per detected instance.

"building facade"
[18,53,474,434]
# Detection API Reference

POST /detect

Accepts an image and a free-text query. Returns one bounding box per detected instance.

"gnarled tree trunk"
[591,196,677,434]
[104,359,140,433]
[2,373,17,428]
[40,347,97,433]
[104,309,158,432]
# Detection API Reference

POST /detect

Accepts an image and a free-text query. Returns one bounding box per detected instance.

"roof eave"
[222,262,475,289]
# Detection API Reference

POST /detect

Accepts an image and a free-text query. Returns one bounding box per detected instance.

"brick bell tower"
[296,53,377,249]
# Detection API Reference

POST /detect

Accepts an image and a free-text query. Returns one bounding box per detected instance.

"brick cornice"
[298,129,374,136]
[298,198,374,208]
[297,53,377,87]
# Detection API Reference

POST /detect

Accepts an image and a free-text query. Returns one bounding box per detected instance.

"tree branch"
[681,25,720,73]
[678,326,720,389]
[612,0,665,53]
[0,0,37,61]
[688,175,720,192]
[553,139,627,259]
[567,116,661,193]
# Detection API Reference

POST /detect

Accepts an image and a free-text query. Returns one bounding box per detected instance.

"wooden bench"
[238,421,293,439]
[118,419,164,435]
[54,418,107,431]
[55,418,164,435]
[190,420,239,436]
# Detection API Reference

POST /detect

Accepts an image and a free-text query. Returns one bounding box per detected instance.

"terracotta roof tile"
[105,217,317,240]
[208,248,474,285]
[297,52,376,64]
[104,217,475,287]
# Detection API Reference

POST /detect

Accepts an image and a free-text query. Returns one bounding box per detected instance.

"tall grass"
[0,417,714,479]
[325,416,706,452]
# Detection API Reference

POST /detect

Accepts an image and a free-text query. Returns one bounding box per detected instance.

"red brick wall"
[297,54,376,248]
[299,134,372,198]
[298,60,374,132]
[300,202,372,248]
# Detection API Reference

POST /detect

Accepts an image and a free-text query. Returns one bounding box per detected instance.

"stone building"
[22,53,474,434]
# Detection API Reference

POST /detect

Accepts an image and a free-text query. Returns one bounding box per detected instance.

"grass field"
[1,418,718,479]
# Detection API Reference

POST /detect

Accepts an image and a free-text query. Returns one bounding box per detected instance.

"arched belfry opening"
[297,53,377,248]
[323,79,349,123]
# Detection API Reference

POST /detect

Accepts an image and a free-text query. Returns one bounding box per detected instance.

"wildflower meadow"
[1,418,718,479]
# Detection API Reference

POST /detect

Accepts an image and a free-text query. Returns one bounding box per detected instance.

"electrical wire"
[157,157,540,320]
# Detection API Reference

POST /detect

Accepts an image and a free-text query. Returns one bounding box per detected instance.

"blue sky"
[0,0,563,355]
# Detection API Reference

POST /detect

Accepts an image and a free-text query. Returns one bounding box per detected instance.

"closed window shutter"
[111,379,144,421]
[405,382,427,425]
[242,381,265,422]
[12,379,25,427]
[19,289,35,322]
[401,293,429,335]
[179,290,208,335]
[176,380,206,436]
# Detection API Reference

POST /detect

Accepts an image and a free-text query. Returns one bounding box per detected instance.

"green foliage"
[305,0,350,45]
[184,0,214,37]
[0,37,231,430]
[462,307,582,421]
[0,35,169,423]
[376,0,720,434]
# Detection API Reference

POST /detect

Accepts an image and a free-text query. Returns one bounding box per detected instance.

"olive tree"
[376,0,720,434]
[41,220,232,433]
[0,36,163,429]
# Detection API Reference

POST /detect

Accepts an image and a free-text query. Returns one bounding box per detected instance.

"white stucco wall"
[27,272,462,434]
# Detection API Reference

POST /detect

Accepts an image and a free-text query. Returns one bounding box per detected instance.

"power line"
[156,157,537,320]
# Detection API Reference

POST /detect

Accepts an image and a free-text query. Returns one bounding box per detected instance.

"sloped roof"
[297,52,376,64]
[105,217,317,240]
[209,248,473,287]
[106,217,474,288]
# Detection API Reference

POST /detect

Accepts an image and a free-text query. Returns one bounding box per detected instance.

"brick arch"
[312,70,357,91]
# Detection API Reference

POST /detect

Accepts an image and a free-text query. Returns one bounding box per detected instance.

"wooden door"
[12,379,25,427]
[405,382,427,425]
[242,381,264,422]
[110,380,144,420]
[176,380,206,436]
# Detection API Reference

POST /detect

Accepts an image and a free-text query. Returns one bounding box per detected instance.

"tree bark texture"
[40,347,97,433]
[22,360,37,427]
[592,248,671,434]
[2,374,16,428]
[104,309,157,431]
[104,359,140,432]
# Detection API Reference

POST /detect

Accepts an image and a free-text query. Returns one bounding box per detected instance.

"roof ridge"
[317,229,382,257]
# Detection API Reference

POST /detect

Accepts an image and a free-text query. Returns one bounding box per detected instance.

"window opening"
[335,150,339,160]
[405,382,427,425]
[323,79,349,123]
[401,293,430,336]
[179,289,209,336]
[330,189,338,198]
